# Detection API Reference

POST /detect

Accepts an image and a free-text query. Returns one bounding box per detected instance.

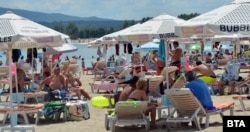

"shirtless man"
[192,60,216,84]
[169,41,182,69]
[40,67,66,100]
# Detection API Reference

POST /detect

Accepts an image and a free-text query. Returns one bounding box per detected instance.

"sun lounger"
[171,73,186,88]
[232,94,250,111]
[107,101,149,132]
[0,103,43,125]
[165,88,234,130]
[89,75,119,93]
[147,76,163,96]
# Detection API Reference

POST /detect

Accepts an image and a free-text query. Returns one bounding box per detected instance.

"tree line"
[51,13,199,40]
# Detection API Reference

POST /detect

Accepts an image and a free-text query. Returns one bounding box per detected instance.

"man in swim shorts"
[169,41,182,69]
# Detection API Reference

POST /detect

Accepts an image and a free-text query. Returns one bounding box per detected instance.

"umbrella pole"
[8,49,15,131]
[200,40,204,61]
[165,39,170,89]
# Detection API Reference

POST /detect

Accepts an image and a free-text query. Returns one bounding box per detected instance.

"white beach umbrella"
[118,13,186,43]
[88,23,142,48]
[175,0,250,38]
[0,11,64,131]
[0,11,63,49]
[44,43,78,55]
[134,41,159,52]
[104,23,141,43]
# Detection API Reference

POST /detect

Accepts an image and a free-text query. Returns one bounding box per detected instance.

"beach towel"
[43,102,68,120]
[66,100,90,120]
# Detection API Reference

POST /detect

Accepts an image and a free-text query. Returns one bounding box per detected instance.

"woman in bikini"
[65,73,91,100]
[128,79,157,129]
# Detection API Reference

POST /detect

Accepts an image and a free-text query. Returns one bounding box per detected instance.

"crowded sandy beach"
[1,69,248,132]
[1,0,250,132]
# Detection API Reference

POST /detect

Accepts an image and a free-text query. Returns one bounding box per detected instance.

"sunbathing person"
[192,60,216,84]
[9,68,30,93]
[127,79,157,129]
[65,73,91,100]
[217,67,237,95]
[39,67,66,100]
[41,61,51,78]
[185,71,216,110]
[118,76,140,101]
[93,57,108,78]
[60,61,71,75]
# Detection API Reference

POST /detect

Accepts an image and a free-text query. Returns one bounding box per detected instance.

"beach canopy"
[0,11,63,49]
[118,13,186,43]
[88,23,141,48]
[175,0,250,39]
[0,11,65,129]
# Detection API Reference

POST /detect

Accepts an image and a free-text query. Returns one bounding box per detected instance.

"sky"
[0,0,235,20]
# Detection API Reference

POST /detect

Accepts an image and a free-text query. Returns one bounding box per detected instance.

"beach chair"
[0,103,44,125]
[0,92,44,128]
[232,94,250,111]
[165,88,234,130]
[147,76,164,96]
[89,75,119,93]
[171,73,186,88]
[108,101,149,132]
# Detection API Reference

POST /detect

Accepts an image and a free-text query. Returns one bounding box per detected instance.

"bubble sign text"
[223,116,250,131]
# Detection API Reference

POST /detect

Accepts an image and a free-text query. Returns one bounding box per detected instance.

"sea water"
[0,41,233,71]
[0,43,134,70]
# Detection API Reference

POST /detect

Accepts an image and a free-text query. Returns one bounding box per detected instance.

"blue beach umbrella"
[135,42,159,52]
[158,39,166,62]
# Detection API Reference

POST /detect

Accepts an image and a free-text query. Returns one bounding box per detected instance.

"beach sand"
[1,69,250,132]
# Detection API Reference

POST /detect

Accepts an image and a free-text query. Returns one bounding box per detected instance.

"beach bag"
[66,100,90,121]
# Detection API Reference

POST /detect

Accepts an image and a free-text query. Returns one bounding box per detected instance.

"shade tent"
[118,13,186,43]
[88,23,141,48]
[175,0,250,38]
[0,11,63,49]
[0,11,64,131]
[44,43,78,55]
[104,23,141,43]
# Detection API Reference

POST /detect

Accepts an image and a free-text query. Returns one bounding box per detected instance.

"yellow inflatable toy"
[91,96,114,107]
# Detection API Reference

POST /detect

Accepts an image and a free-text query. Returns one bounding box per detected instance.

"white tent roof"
[175,0,250,38]
[119,13,186,43]
[0,11,63,49]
